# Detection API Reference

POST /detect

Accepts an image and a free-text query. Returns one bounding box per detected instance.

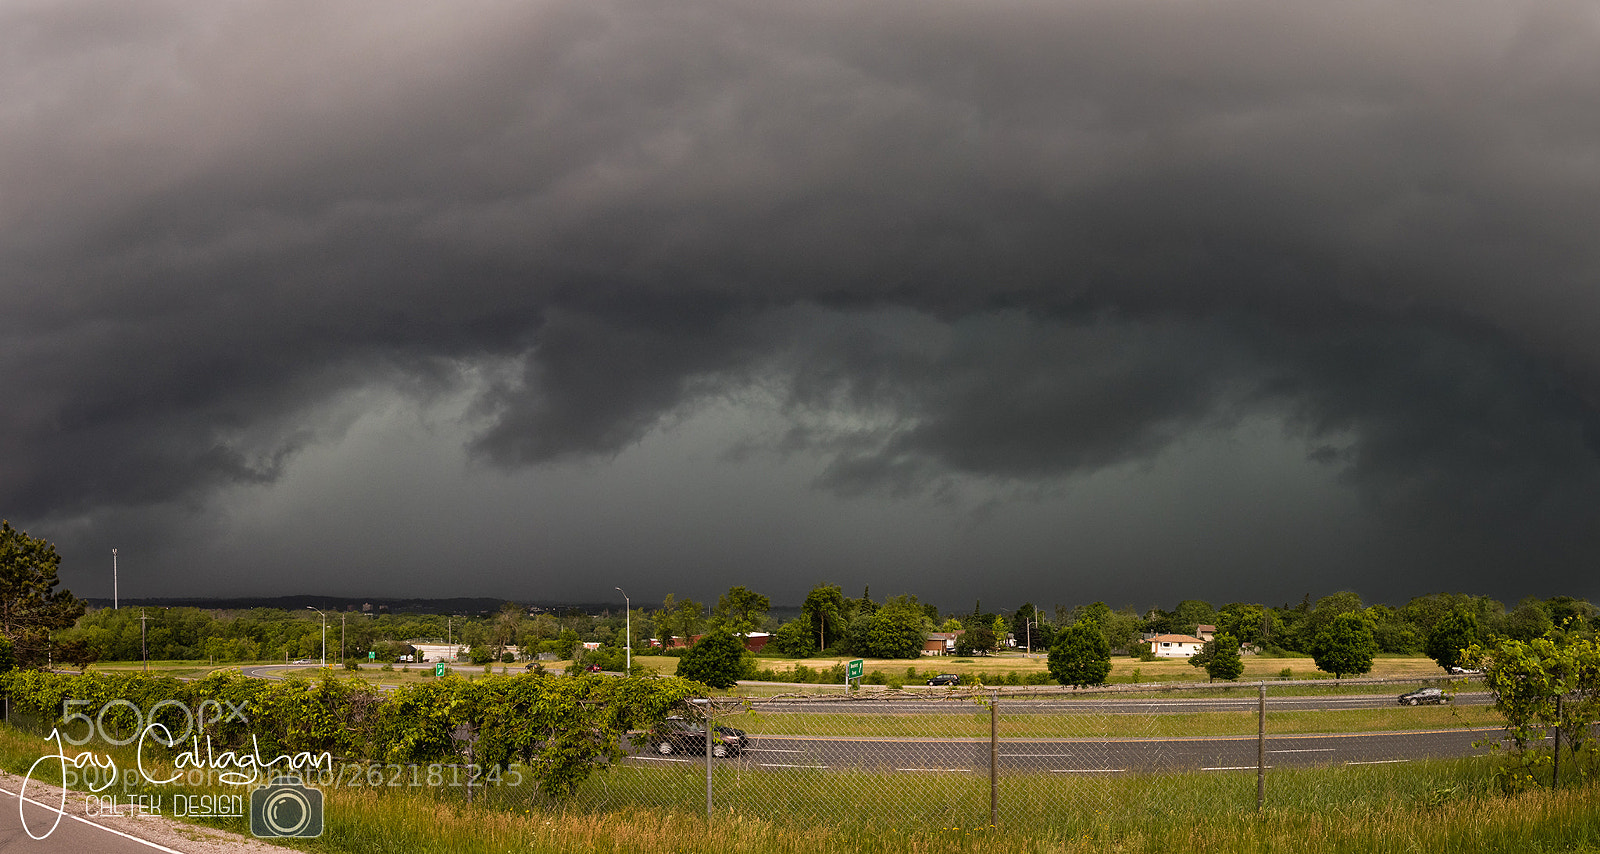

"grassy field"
[736,651,1455,683]
[84,653,1460,693]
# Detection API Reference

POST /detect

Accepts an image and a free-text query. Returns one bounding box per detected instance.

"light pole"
[307,607,326,667]
[140,610,148,673]
[340,612,347,663]
[1025,619,1038,655]
[112,549,118,610]
[615,588,630,673]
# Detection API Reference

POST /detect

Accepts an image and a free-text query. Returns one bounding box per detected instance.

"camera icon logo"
[249,773,323,838]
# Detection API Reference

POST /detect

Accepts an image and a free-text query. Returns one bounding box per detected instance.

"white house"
[1146,634,1206,658]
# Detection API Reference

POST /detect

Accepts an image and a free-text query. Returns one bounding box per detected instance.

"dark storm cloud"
[5,0,1600,596]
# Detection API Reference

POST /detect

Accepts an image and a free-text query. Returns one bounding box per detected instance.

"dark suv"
[926,674,961,686]
[648,716,750,757]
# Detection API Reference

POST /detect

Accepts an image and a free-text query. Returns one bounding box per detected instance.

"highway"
[239,666,1500,773]
[739,692,1491,714]
[628,727,1501,774]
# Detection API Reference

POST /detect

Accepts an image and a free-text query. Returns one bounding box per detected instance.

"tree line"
[3,520,1595,675]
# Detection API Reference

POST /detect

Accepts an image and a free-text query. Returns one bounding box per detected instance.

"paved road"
[0,784,186,854]
[628,727,1502,774]
[739,692,1491,714]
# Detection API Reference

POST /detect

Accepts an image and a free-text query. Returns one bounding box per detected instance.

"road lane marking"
[759,763,827,769]
[0,784,187,853]
[1049,769,1126,773]
[1202,765,1271,771]
[896,768,972,772]
[1345,759,1409,765]
[1269,749,1335,753]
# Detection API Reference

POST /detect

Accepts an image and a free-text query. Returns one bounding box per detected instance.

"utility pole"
[340,612,347,663]
[616,587,630,673]
[307,607,326,667]
[112,549,119,610]
[140,610,149,673]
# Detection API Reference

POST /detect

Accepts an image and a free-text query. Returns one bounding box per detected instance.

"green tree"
[956,624,996,656]
[712,586,770,633]
[1310,612,1378,679]
[770,617,817,657]
[675,628,751,689]
[1169,599,1216,635]
[1048,621,1112,687]
[1217,602,1273,647]
[0,521,85,667]
[850,595,929,659]
[1504,598,1555,642]
[1466,634,1600,790]
[1189,632,1244,681]
[671,598,706,643]
[1425,609,1479,671]
[802,583,847,652]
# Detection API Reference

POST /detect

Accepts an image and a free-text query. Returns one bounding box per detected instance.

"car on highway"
[292,659,310,664]
[926,674,961,686]
[1398,687,1447,706]
[648,716,749,757]
[1447,666,1483,676]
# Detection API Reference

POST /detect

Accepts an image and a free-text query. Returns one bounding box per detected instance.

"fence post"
[990,690,999,828]
[1554,695,1562,790]
[1256,681,1266,812]
[705,700,714,823]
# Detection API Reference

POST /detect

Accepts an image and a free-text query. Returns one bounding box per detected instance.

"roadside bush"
[0,668,702,800]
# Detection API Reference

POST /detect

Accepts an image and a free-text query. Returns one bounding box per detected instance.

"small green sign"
[435,662,446,677]
[368,651,376,660]
[846,659,864,680]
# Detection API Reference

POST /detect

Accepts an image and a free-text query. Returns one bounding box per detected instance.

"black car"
[648,716,750,757]
[1397,687,1447,706]
[926,674,960,686]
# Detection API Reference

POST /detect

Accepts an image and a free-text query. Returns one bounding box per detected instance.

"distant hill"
[80,595,586,615]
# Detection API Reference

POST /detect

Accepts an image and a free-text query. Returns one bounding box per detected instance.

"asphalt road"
[0,784,185,854]
[739,692,1491,714]
[628,727,1502,774]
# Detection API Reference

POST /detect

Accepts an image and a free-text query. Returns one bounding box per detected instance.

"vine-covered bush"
[0,669,703,799]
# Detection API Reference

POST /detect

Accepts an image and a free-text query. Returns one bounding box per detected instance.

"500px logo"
[56,697,248,747]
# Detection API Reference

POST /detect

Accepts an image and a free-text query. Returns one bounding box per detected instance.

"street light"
[1025,619,1039,655]
[615,587,630,673]
[341,612,347,663]
[307,607,326,667]
[112,549,118,610]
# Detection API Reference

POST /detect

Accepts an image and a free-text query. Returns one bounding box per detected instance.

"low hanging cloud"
[5,0,1600,600]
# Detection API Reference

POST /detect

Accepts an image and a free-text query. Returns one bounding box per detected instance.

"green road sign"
[846,659,864,680]
[435,662,446,677]
[368,651,376,660]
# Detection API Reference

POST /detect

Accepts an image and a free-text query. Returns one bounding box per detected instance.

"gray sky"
[6,0,1600,613]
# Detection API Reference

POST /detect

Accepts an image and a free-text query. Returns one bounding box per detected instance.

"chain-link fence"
[554,676,1496,831]
[1,672,1499,837]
